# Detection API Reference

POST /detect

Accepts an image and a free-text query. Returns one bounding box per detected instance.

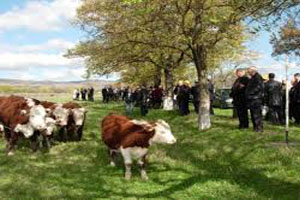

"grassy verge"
[0,99,300,200]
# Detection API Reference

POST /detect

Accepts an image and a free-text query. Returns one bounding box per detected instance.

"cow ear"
[145,125,154,132]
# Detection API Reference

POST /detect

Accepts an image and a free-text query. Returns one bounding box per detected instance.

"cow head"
[150,120,176,144]
[45,117,57,136]
[14,123,34,138]
[53,105,70,127]
[29,105,47,131]
[72,108,87,126]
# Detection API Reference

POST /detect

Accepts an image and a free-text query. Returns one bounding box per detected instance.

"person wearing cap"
[264,73,283,124]
[230,69,249,129]
[245,66,264,132]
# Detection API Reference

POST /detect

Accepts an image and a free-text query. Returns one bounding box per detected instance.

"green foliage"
[1,97,300,199]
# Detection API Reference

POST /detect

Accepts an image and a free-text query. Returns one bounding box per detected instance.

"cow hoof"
[125,172,132,181]
[110,162,116,167]
[7,151,15,156]
[141,172,149,181]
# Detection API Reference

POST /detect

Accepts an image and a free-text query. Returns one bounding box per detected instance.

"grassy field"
[1,96,300,200]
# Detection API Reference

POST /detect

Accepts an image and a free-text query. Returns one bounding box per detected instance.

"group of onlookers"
[73,87,94,101]
[231,66,300,132]
[174,79,215,116]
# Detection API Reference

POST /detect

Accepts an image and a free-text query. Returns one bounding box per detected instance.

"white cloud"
[0,38,75,53]
[0,0,81,31]
[0,52,83,70]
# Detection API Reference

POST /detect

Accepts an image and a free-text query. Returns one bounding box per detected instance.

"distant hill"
[0,79,118,87]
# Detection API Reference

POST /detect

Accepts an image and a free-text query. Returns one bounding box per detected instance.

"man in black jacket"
[245,66,264,132]
[264,73,283,124]
[191,81,200,113]
[292,73,300,124]
[230,69,249,129]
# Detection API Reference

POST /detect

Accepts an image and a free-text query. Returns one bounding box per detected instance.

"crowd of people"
[73,87,95,101]
[231,66,300,133]
[71,66,300,133]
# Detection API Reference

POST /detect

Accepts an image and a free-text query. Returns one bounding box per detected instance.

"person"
[102,86,108,103]
[245,66,264,132]
[73,88,80,100]
[264,73,283,124]
[177,80,190,116]
[292,73,300,124]
[153,85,164,109]
[191,81,200,113]
[81,88,87,101]
[230,69,249,129]
[208,78,215,115]
[138,86,149,116]
[88,86,95,101]
[124,88,135,115]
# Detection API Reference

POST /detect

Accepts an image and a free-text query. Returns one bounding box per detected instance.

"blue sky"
[0,0,296,82]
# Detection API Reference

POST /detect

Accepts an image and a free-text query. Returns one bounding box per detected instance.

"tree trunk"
[163,60,174,110]
[164,62,174,98]
[193,46,211,130]
[154,66,162,87]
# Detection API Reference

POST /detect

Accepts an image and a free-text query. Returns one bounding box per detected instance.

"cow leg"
[109,149,117,167]
[120,148,132,180]
[138,155,148,180]
[59,127,67,142]
[7,131,18,156]
[30,131,39,152]
[76,126,83,141]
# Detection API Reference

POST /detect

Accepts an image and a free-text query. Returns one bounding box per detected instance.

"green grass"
[1,98,300,200]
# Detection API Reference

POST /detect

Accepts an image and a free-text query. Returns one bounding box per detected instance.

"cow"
[101,114,176,180]
[62,102,87,141]
[0,96,49,155]
[40,101,70,127]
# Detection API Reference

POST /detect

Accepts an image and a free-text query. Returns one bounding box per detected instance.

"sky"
[0,0,297,82]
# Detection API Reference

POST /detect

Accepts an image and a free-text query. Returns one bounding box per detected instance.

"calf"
[62,102,87,141]
[0,96,48,155]
[101,114,176,180]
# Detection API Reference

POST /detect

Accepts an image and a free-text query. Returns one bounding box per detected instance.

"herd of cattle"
[0,95,87,156]
[0,95,177,180]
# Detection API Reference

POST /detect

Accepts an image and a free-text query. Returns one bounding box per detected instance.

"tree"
[68,0,299,131]
[271,20,300,57]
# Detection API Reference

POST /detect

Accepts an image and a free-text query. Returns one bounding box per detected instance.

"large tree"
[68,0,299,130]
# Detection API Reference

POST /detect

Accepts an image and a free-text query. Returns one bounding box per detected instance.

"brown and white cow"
[40,101,70,127]
[101,114,176,180]
[0,96,49,155]
[62,102,87,141]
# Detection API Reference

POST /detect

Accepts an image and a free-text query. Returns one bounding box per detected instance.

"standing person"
[138,86,149,116]
[80,88,86,101]
[230,69,249,129]
[102,86,108,103]
[264,73,283,124]
[191,81,200,113]
[208,78,215,115]
[88,86,95,101]
[177,80,190,116]
[245,66,264,132]
[292,73,300,124]
[153,85,164,109]
[124,88,135,115]
[73,88,80,100]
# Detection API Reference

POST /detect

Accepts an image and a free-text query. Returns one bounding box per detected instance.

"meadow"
[0,95,300,200]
